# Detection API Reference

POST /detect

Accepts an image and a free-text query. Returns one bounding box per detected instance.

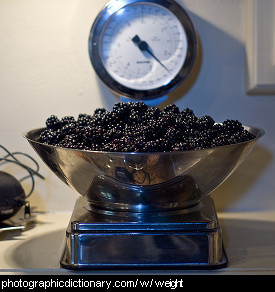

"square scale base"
[60,196,227,270]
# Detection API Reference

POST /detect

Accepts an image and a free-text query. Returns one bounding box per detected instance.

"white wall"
[0,0,274,212]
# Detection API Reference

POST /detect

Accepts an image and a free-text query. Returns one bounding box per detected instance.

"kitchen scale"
[24,0,264,269]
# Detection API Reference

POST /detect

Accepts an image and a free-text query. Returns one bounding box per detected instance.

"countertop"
[0,207,275,275]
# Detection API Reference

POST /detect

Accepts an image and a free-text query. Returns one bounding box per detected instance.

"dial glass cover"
[101,3,187,90]
[89,0,197,99]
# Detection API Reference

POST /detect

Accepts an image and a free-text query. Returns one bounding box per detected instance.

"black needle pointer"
[132,35,169,72]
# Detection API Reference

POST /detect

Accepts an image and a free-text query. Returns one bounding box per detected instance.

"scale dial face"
[89,0,197,100]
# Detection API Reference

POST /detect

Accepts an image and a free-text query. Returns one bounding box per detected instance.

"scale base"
[60,196,227,270]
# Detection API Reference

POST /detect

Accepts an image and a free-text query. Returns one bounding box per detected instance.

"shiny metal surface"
[60,196,227,269]
[23,126,264,213]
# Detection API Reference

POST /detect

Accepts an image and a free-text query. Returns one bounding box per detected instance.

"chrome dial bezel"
[88,0,197,100]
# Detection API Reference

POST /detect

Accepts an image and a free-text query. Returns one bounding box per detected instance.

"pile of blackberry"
[38,102,256,152]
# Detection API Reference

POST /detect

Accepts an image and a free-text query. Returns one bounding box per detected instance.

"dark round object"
[0,171,25,221]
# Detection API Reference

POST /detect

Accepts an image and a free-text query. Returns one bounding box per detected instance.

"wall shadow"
[212,145,272,212]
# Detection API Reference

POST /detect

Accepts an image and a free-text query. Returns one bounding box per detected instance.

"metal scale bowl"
[24,126,264,269]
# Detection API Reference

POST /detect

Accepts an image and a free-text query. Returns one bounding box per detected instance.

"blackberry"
[45,115,61,130]
[81,125,103,145]
[241,129,256,141]
[39,103,256,152]
[223,119,244,133]
[196,115,215,130]
[128,111,142,125]
[144,140,160,152]
[61,123,77,135]
[163,104,180,114]
[39,129,52,143]
[212,123,224,135]
[90,143,102,151]
[133,136,147,152]
[160,111,177,127]
[180,110,198,129]
[77,114,92,126]
[144,107,161,119]
[172,141,190,151]
[39,129,55,144]
[39,129,63,145]
[181,108,195,117]
[211,134,231,147]
[93,108,107,116]
[148,119,168,139]
[61,116,76,127]
[164,127,183,145]
[129,101,147,113]
[58,134,80,149]
[228,132,245,144]
[228,129,255,144]
[112,102,131,119]
[105,127,123,142]
[102,141,121,152]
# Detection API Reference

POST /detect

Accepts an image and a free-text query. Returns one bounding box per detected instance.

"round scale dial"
[89,0,197,100]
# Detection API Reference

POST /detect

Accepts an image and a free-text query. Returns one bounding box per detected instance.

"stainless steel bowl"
[23,126,264,213]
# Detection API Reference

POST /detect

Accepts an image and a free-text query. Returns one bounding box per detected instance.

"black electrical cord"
[0,145,44,198]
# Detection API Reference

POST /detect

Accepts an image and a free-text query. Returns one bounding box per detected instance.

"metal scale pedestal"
[60,195,227,270]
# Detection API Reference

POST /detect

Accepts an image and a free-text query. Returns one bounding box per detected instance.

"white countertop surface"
[0,209,275,275]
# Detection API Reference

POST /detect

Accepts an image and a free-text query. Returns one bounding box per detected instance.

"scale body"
[22,1,265,270]
[58,0,228,269]
[61,196,227,269]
